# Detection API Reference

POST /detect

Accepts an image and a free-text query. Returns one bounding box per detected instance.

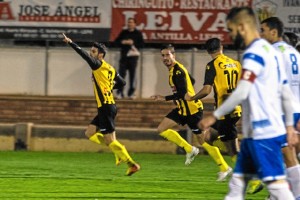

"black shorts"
[166,108,203,134]
[90,104,117,134]
[212,115,240,142]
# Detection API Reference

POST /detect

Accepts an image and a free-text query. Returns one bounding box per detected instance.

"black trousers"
[118,56,139,97]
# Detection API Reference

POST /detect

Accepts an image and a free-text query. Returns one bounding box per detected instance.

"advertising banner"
[110,0,253,44]
[0,0,111,41]
[1,0,299,44]
[253,0,300,36]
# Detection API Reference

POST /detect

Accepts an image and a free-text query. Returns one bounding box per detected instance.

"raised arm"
[62,33,101,70]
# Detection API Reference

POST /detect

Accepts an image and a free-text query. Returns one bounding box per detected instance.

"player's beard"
[233,31,245,50]
[164,60,171,67]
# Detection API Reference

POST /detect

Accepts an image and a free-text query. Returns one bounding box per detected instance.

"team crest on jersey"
[278,45,286,52]
[263,45,269,52]
[176,70,181,75]
[206,65,210,70]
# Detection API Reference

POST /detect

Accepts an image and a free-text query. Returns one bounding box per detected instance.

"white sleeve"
[213,80,252,119]
[281,84,300,126]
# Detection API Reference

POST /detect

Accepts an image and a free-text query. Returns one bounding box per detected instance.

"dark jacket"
[114,29,144,58]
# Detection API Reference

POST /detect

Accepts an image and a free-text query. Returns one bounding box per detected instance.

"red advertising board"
[110,0,253,44]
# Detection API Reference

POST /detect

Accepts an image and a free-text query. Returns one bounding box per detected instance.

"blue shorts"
[234,135,286,182]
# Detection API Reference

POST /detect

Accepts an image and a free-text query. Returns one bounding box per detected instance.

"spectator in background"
[114,17,144,99]
[62,33,140,176]
[296,43,300,53]
[282,31,300,54]
[283,32,299,48]
[295,41,300,52]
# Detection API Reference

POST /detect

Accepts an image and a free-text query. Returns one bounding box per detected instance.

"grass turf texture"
[0,151,268,199]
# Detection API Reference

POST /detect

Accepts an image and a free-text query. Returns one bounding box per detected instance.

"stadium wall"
[0,96,218,153]
[0,46,240,98]
[0,46,241,153]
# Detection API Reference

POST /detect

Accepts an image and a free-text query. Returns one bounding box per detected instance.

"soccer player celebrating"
[185,38,241,181]
[185,38,241,160]
[199,7,298,200]
[151,44,232,181]
[62,33,140,176]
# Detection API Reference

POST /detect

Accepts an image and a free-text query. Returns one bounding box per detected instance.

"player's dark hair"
[205,38,221,54]
[283,32,299,47]
[93,42,107,58]
[261,17,284,37]
[128,17,136,24]
[160,44,175,53]
[226,7,255,22]
[296,44,300,53]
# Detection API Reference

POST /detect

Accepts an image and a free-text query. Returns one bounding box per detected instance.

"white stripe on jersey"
[241,39,286,139]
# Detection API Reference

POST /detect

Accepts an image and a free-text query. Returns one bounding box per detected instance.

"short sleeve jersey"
[204,54,242,119]
[273,41,300,102]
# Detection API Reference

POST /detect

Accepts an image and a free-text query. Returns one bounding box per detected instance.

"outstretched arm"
[62,33,101,70]
[186,62,214,101]
[185,85,212,101]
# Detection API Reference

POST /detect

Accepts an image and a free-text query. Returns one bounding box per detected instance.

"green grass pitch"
[0,151,268,199]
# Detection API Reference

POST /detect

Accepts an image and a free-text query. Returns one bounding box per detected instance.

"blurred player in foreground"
[62,33,140,176]
[199,7,298,200]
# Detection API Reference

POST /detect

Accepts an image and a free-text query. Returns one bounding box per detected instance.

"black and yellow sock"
[109,140,135,166]
[89,132,104,145]
[212,137,228,153]
[202,142,229,172]
[160,129,192,153]
[89,133,120,165]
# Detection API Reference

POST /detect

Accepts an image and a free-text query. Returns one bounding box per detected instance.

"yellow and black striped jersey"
[204,54,242,118]
[69,42,125,108]
[92,60,115,107]
[167,61,203,116]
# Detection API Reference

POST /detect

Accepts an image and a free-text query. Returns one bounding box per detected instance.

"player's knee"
[104,134,114,145]
[84,129,94,138]
[208,129,219,142]
[203,133,212,144]
[157,125,166,134]
[196,134,206,145]
[266,180,294,200]
[84,124,97,138]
